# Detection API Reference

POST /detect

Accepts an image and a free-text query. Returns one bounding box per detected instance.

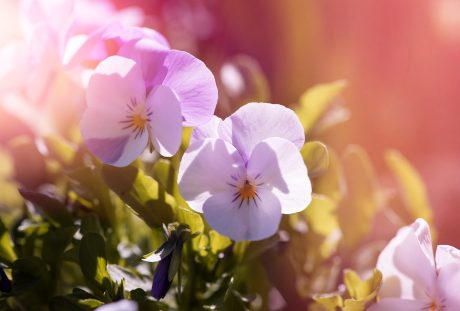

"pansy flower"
[178,103,312,241]
[80,37,217,166]
[370,218,460,311]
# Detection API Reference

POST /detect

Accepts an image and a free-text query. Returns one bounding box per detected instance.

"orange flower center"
[238,180,257,201]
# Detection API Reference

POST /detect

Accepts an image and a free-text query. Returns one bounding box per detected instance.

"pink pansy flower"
[80,44,217,166]
[370,218,460,311]
[178,103,312,241]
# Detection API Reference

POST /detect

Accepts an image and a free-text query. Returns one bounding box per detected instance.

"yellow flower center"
[120,98,153,139]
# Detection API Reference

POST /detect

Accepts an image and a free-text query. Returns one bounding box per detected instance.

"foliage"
[0,76,434,311]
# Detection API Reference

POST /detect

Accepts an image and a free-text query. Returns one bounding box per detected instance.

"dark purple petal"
[151,253,173,300]
[0,268,12,293]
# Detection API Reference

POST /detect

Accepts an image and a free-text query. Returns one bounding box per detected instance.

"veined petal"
[80,105,148,167]
[120,40,217,126]
[86,55,146,112]
[190,116,223,145]
[147,85,182,157]
[220,103,305,161]
[436,245,460,310]
[368,298,428,311]
[178,138,244,213]
[202,188,282,241]
[247,137,311,214]
[377,219,436,300]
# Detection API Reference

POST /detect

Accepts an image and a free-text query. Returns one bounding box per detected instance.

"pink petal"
[247,137,311,214]
[219,103,305,162]
[190,116,223,145]
[377,219,436,300]
[435,245,460,310]
[86,55,146,113]
[178,138,244,213]
[202,187,282,241]
[147,85,182,157]
[368,298,428,311]
[120,39,218,126]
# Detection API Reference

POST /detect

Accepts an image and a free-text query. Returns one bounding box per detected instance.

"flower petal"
[178,138,244,213]
[219,103,305,161]
[247,137,311,214]
[435,245,460,310]
[81,105,148,166]
[120,39,217,126]
[202,188,282,241]
[95,300,138,311]
[147,85,182,157]
[86,55,146,112]
[368,298,428,311]
[377,219,436,300]
[190,116,223,145]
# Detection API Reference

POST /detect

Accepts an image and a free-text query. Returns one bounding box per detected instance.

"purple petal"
[219,103,305,162]
[119,40,218,126]
[178,138,244,213]
[247,137,311,214]
[81,106,148,166]
[147,85,182,157]
[203,187,282,241]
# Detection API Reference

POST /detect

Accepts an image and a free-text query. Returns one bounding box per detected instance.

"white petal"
[190,116,223,145]
[95,300,138,311]
[247,137,311,214]
[377,220,436,300]
[219,103,305,161]
[368,298,428,311]
[435,245,460,310]
[202,188,282,241]
[86,55,146,113]
[435,245,460,270]
[147,85,182,157]
[178,138,244,213]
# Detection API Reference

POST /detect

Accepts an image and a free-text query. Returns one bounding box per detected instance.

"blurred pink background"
[2,0,460,245]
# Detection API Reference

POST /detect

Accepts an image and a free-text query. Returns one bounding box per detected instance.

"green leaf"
[68,166,114,225]
[343,269,382,311]
[79,233,112,293]
[0,218,16,265]
[385,150,433,224]
[42,226,78,264]
[209,231,232,255]
[242,234,280,263]
[175,206,204,233]
[301,141,330,178]
[43,135,75,167]
[313,293,343,310]
[101,165,175,228]
[12,257,50,294]
[19,189,73,227]
[296,80,347,133]
[313,149,343,202]
[339,146,380,249]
